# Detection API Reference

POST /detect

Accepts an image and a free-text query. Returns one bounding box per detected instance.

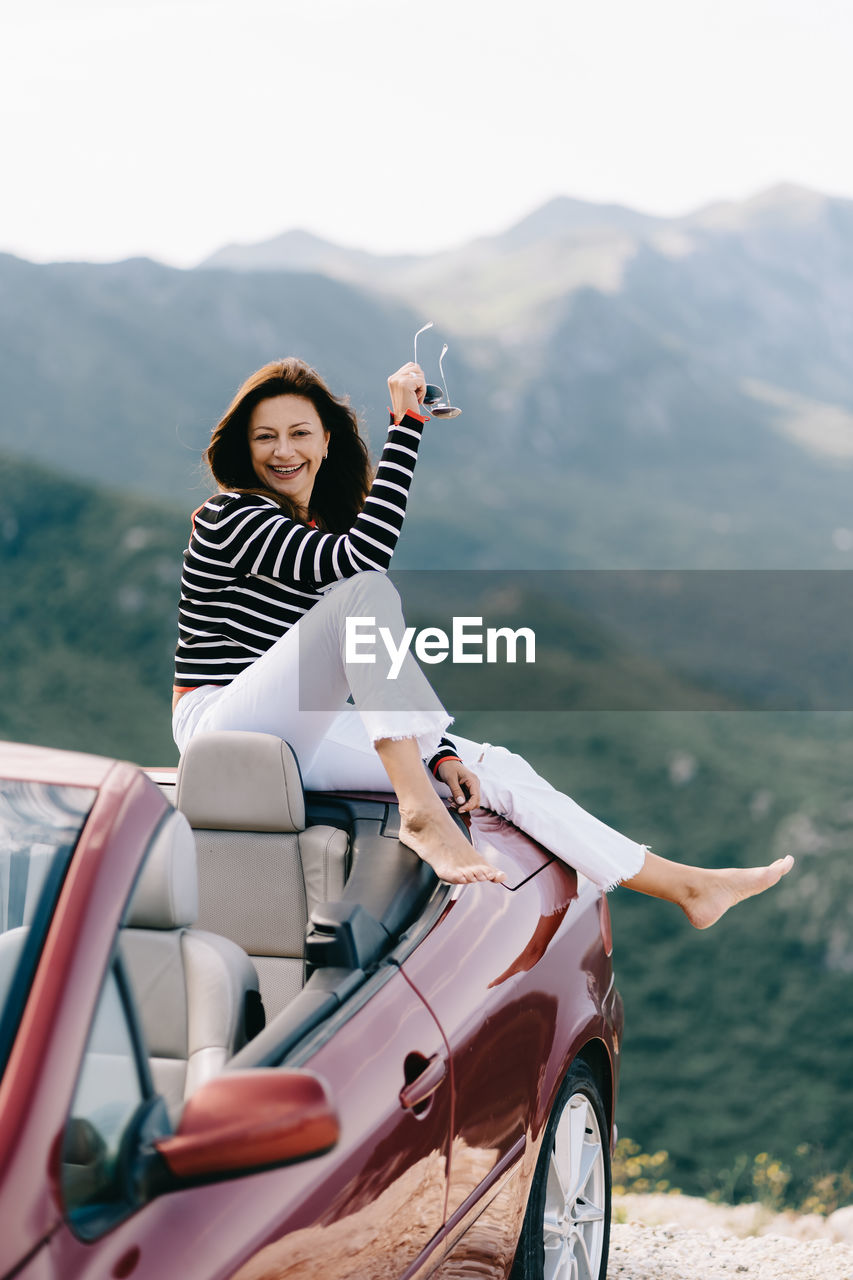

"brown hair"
[204,358,372,531]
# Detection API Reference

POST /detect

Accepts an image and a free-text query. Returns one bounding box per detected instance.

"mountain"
[0,253,442,507]
[485,194,665,246]
[202,228,418,282]
[686,181,838,232]
[198,182,853,351]
[4,183,853,578]
[197,195,667,338]
[196,182,853,568]
[198,196,662,276]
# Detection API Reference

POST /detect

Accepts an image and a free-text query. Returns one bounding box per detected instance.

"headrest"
[125,810,199,929]
[175,731,305,833]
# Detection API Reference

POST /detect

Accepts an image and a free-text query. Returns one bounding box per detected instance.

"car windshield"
[0,778,96,1074]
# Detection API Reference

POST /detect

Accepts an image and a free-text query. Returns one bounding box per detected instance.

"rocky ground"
[609,1194,853,1280]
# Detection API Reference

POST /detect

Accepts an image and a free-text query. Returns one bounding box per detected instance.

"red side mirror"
[154,1069,339,1182]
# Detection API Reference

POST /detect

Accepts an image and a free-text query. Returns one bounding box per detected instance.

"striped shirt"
[173,408,461,774]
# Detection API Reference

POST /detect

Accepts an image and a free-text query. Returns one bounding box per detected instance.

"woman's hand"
[437,759,482,813]
[388,362,426,424]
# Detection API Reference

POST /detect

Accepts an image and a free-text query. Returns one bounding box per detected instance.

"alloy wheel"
[542,1090,607,1280]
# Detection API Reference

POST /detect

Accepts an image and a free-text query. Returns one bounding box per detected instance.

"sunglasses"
[413,322,461,419]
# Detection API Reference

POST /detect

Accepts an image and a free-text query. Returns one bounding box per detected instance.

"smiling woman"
[171,356,516,885]
[170,353,794,916]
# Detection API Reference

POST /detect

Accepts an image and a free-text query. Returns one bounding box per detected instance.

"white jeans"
[173,572,647,890]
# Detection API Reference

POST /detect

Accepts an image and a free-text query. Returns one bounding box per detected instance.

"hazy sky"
[3,0,851,266]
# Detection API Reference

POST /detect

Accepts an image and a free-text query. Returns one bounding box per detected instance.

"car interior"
[1,736,461,1229]
[51,726,458,1232]
[140,729,453,1096]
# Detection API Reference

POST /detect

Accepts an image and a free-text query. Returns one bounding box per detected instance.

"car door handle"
[399,1054,448,1110]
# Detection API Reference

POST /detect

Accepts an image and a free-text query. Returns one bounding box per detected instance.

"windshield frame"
[0,781,97,1077]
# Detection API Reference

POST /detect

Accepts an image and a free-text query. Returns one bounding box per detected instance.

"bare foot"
[399,805,506,885]
[681,855,795,929]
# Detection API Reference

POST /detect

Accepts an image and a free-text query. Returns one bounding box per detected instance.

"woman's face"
[248,394,330,512]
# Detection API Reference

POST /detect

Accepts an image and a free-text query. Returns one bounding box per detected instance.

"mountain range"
[3,183,853,569]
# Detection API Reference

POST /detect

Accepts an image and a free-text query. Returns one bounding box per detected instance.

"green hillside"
[460,706,853,1206]
[0,452,185,762]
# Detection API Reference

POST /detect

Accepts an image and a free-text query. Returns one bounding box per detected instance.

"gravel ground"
[609,1196,853,1280]
[609,1223,853,1279]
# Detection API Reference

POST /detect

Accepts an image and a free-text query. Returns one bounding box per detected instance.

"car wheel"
[511,1059,611,1280]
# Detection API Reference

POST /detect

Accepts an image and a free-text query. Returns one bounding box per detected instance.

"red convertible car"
[0,730,623,1280]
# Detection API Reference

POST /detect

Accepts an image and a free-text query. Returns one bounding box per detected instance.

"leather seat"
[174,731,349,1020]
[120,808,261,1109]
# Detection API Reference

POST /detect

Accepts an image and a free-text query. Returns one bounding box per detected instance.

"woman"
[172,356,793,924]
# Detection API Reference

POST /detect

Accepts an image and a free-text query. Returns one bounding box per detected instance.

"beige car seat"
[174,731,349,1021]
[120,808,261,1109]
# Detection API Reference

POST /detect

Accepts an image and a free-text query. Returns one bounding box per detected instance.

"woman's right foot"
[623,849,794,927]
[399,804,506,884]
[680,855,795,929]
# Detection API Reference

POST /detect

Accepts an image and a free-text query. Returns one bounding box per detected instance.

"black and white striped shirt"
[174,409,428,690]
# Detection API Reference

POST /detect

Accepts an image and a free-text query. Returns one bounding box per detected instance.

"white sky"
[3,0,852,266]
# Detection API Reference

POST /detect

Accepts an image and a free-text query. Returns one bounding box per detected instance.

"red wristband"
[388,406,429,425]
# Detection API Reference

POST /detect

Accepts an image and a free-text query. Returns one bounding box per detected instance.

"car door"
[38,957,454,1280]
[223,967,454,1280]
[402,813,581,1276]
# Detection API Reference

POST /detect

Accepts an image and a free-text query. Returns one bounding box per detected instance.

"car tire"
[510,1058,611,1280]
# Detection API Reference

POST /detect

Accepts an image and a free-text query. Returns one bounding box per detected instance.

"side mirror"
[154,1069,339,1183]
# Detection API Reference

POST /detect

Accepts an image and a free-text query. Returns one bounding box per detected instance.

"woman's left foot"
[398,804,506,885]
[681,855,795,929]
